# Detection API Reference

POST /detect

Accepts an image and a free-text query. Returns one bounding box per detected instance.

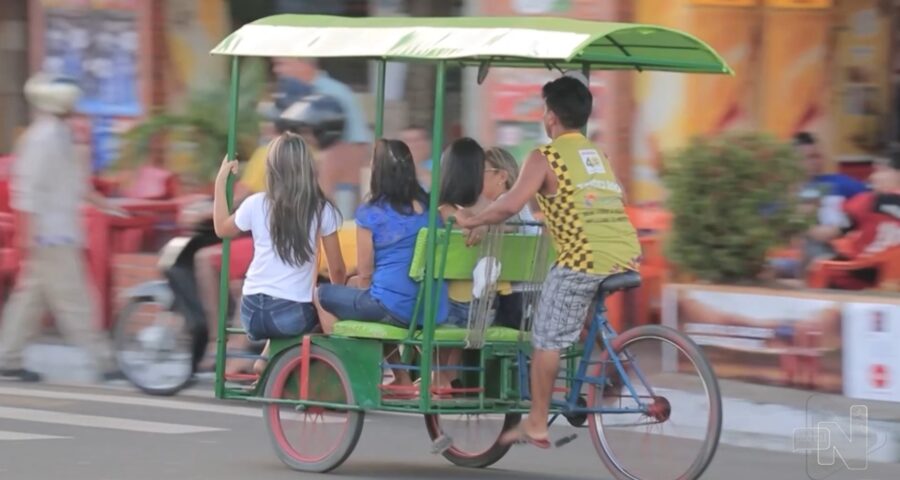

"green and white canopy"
[211,15,732,74]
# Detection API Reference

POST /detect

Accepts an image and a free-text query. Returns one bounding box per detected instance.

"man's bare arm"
[458,149,548,229]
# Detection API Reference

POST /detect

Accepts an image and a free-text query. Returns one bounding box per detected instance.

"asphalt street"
[1,380,899,480]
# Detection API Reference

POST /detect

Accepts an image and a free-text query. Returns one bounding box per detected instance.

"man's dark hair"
[793,131,816,146]
[542,76,592,130]
[439,137,485,207]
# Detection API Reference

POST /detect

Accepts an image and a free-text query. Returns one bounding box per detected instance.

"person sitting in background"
[399,125,433,190]
[793,132,868,270]
[807,151,900,288]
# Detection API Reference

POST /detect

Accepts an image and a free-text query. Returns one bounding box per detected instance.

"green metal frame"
[212,15,731,413]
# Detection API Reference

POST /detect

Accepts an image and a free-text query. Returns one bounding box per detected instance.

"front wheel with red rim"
[262,345,364,473]
[424,412,521,468]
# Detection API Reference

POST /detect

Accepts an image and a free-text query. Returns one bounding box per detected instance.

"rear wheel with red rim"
[262,345,364,472]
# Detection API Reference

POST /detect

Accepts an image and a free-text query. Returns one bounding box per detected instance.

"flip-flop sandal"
[499,425,551,449]
[381,385,420,400]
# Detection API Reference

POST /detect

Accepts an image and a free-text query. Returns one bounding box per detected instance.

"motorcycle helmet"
[24,72,82,115]
[277,94,346,150]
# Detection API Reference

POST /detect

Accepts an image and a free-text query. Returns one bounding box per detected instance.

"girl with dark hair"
[213,133,346,342]
[317,139,449,388]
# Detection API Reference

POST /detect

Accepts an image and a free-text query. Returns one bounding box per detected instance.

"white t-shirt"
[234,193,339,303]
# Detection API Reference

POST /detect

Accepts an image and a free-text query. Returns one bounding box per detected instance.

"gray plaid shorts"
[532,266,605,350]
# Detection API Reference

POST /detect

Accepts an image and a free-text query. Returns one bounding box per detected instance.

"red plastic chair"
[807,245,900,291]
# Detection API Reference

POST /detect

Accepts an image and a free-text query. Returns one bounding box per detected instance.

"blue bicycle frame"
[516,292,657,420]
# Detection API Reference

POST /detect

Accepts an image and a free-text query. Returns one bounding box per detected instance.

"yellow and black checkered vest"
[536,133,641,275]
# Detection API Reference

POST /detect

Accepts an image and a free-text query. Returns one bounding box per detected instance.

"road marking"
[0,430,70,441]
[0,407,224,434]
[0,386,261,418]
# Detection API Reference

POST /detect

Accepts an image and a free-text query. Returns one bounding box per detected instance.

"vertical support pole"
[420,61,446,410]
[581,62,590,136]
[215,56,240,399]
[374,60,386,138]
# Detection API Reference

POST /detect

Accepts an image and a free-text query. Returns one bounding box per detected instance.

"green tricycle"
[212,15,731,480]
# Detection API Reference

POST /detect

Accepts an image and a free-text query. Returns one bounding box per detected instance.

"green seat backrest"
[408,228,556,282]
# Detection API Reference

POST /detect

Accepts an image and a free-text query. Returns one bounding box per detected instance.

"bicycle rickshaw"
[211,15,731,480]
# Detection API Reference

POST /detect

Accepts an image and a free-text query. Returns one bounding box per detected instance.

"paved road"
[0,381,898,480]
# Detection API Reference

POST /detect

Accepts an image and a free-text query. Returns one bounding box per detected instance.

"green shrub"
[664,132,809,283]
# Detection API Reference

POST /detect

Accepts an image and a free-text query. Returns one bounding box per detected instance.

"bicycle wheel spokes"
[263,346,364,472]
[270,360,350,463]
[588,325,721,480]
[115,301,193,392]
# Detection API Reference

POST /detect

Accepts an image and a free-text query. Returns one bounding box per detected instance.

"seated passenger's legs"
[317,284,412,387]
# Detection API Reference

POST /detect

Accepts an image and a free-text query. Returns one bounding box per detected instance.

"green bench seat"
[330,228,549,344]
[332,320,526,343]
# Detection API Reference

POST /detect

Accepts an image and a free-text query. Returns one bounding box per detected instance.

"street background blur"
[0,1,899,478]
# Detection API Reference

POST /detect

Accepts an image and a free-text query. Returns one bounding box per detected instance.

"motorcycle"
[113,201,227,396]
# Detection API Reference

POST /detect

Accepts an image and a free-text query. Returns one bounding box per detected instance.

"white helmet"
[24,72,82,114]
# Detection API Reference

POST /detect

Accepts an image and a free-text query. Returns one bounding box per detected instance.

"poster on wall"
[831,0,892,161]
[843,302,900,403]
[477,0,620,163]
[632,0,757,203]
[489,69,606,162]
[663,285,844,392]
[40,0,141,116]
[760,9,830,139]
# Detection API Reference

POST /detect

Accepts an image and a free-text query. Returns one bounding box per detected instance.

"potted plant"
[663,132,809,284]
[118,59,268,184]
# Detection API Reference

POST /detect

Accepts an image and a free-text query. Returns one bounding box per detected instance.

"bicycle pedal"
[431,434,453,454]
[554,434,578,448]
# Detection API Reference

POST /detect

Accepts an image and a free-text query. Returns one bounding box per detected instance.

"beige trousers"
[0,245,113,373]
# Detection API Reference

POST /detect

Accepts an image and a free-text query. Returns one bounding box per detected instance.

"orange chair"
[625,206,672,327]
[807,245,900,291]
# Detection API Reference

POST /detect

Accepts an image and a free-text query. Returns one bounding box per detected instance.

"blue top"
[808,174,868,199]
[312,72,372,143]
[356,200,448,326]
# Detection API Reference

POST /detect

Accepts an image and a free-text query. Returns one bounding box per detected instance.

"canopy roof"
[211,15,732,74]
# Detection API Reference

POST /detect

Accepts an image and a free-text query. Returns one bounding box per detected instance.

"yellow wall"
[632,0,857,202]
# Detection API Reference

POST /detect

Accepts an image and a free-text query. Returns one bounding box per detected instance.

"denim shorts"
[447,300,470,328]
[447,294,524,329]
[240,293,318,341]
[317,284,406,328]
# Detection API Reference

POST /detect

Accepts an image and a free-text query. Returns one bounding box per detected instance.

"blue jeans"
[240,294,318,341]
[446,294,524,329]
[317,284,406,327]
[447,300,470,328]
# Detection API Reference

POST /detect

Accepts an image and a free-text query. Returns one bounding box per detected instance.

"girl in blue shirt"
[317,139,449,386]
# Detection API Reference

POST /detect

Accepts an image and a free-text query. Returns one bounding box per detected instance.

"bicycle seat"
[599,271,641,293]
